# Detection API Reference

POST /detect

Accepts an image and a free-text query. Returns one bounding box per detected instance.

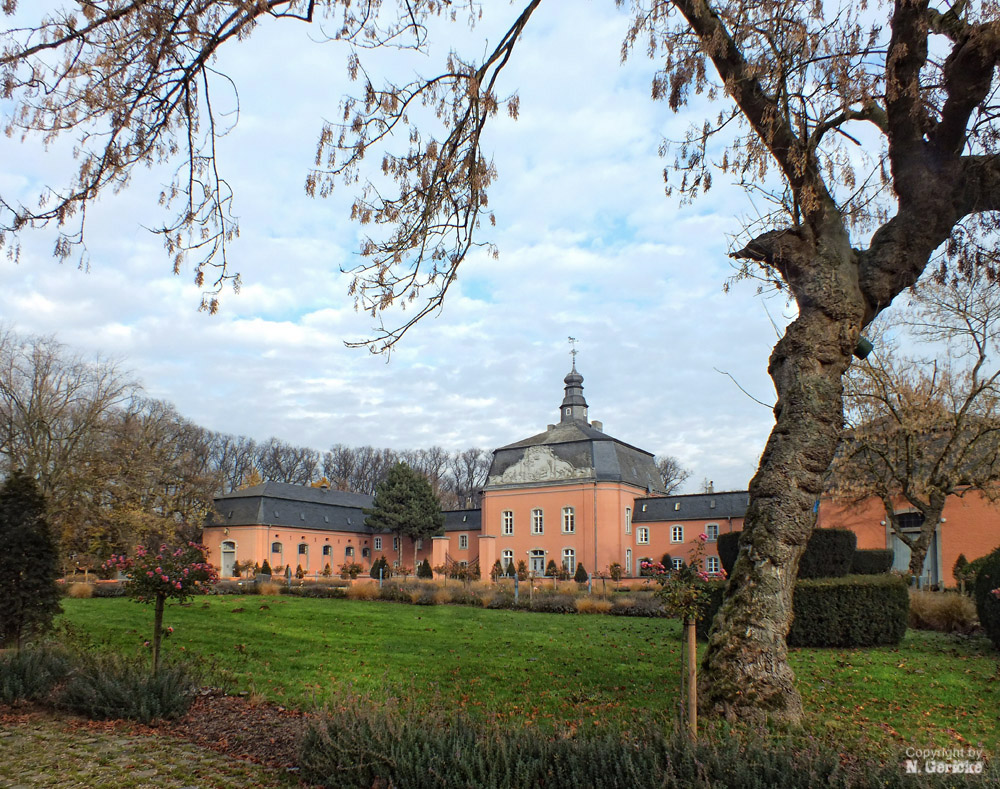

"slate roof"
[210,482,374,534]
[443,509,481,532]
[487,419,665,493]
[632,490,750,522]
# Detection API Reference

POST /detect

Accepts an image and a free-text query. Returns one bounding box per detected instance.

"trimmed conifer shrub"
[504,561,516,577]
[788,575,908,647]
[0,472,62,649]
[973,549,1000,650]
[417,559,433,579]
[545,559,559,577]
[260,559,273,576]
[697,576,907,647]
[718,528,858,580]
[851,548,893,575]
[797,528,857,579]
[574,563,588,583]
[717,532,741,576]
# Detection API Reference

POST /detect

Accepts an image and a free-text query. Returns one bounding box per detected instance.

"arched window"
[501,549,514,572]
[271,542,283,555]
[531,509,544,535]
[345,545,355,557]
[562,548,576,575]
[670,525,684,543]
[322,545,332,557]
[561,507,575,534]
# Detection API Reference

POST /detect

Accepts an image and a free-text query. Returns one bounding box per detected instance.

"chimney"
[591,420,603,431]
[547,424,555,431]
[707,480,715,494]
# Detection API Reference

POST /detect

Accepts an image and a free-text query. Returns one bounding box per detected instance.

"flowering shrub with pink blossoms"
[641,534,727,624]
[104,542,218,672]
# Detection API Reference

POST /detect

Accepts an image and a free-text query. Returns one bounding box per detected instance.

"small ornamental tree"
[260,559,273,576]
[105,542,218,673]
[516,560,528,581]
[645,534,728,737]
[545,559,559,577]
[574,563,589,584]
[418,558,434,579]
[490,559,503,582]
[504,561,516,578]
[0,471,61,649]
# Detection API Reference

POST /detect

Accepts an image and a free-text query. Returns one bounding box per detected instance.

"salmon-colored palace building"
[203,366,1000,588]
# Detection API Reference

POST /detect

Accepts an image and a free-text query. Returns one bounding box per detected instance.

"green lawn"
[57,596,999,753]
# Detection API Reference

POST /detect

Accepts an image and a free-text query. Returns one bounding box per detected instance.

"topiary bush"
[574,563,589,583]
[57,652,196,723]
[973,549,1000,650]
[718,529,858,580]
[788,575,908,647]
[796,528,857,579]
[260,559,273,576]
[696,576,907,647]
[717,532,741,577]
[851,549,893,575]
[545,559,559,577]
[417,559,434,579]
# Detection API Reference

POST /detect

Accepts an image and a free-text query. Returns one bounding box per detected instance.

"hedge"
[850,549,894,575]
[697,575,908,647]
[717,529,857,579]
[973,549,1000,650]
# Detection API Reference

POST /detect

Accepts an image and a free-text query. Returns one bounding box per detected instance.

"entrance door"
[890,513,939,586]
[221,541,236,577]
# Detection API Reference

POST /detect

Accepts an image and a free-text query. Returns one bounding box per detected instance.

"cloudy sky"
[0,2,793,492]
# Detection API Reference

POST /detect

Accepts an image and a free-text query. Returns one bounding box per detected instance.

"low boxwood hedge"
[698,575,908,647]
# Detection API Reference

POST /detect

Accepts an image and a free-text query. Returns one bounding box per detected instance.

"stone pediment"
[488,445,592,486]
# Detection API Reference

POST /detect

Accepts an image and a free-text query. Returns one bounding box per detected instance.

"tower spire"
[560,339,588,424]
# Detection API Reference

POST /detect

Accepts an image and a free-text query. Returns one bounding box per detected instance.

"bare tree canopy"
[8,0,1000,721]
[834,277,1000,576]
[655,454,691,494]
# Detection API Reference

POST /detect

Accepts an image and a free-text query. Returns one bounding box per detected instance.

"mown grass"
[57,596,999,754]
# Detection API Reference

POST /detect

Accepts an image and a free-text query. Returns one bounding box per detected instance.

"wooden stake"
[686,618,697,738]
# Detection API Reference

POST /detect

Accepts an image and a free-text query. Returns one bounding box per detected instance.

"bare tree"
[834,277,1000,576]
[208,433,258,493]
[447,447,491,508]
[8,0,1000,720]
[655,455,691,494]
[255,437,320,486]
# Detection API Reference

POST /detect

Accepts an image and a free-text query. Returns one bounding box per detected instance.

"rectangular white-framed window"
[459,534,469,550]
[706,556,721,574]
[670,525,684,543]
[672,557,684,570]
[625,507,632,534]
[705,523,719,542]
[562,506,575,534]
[393,536,400,552]
[531,508,544,535]
[374,536,382,551]
[501,510,514,536]
[501,549,514,571]
[636,527,649,545]
[562,548,576,576]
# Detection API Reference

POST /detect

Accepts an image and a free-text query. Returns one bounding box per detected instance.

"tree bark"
[700,276,861,721]
[152,593,165,675]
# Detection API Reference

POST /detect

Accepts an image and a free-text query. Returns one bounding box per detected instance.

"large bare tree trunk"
[700,238,863,722]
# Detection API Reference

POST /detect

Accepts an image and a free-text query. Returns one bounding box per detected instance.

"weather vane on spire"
[568,336,578,368]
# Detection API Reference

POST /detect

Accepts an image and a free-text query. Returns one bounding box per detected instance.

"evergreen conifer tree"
[0,472,62,649]
[418,558,433,579]
[364,462,444,567]
[574,563,589,584]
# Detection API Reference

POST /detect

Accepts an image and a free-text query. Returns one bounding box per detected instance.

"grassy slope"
[57,596,998,753]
